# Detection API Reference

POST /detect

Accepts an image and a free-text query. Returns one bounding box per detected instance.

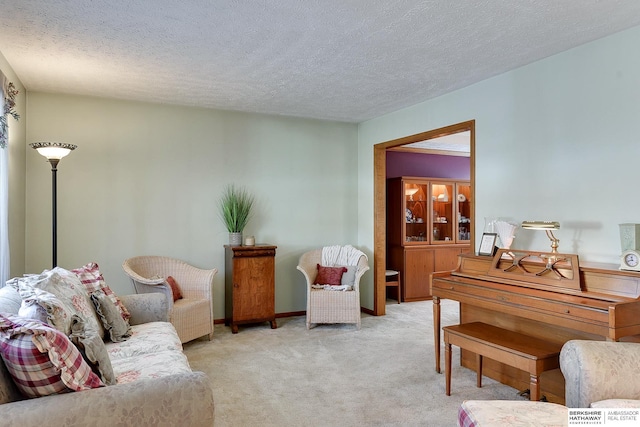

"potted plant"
[218,184,255,245]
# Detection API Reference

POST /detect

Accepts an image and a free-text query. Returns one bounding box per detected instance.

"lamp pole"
[49,158,59,267]
[30,142,77,268]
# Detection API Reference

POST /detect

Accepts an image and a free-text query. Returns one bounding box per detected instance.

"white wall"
[359,25,640,275]
[13,23,640,314]
[25,93,359,318]
[0,51,26,279]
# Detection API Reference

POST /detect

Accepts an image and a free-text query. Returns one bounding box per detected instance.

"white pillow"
[0,285,22,314]
[340,266,357,287]
[18,299,49,323]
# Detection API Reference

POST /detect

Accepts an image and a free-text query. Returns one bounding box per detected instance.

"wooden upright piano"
[430,250,640,403]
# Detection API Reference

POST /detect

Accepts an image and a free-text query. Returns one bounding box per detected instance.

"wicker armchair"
[296,247,369,330]
[122,256,217,343]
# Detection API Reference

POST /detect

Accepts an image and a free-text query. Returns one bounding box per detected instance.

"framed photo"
[478,233,498,256]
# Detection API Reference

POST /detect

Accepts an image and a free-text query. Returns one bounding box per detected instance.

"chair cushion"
[0,314,104,398]
[314,264,347,286]
[111,349,192,384]
[106,322,190,384]
[105,321,182,361]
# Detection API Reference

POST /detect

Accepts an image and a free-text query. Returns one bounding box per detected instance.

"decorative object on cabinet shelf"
[405,208,413,223]
[433,184,449,202]
[412,201,424,219]
[218,184,255,246]
[406,232,426,242]
[458,226,470,241]
[405,185,419,201]
[478,233,498,256]
[457,193,466,202]
[521,221,560,255]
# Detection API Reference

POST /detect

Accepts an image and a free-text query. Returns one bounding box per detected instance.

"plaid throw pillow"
[0,314,104,398]
[72,262,131,321]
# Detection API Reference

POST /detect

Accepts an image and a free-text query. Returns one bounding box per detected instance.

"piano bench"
[443,322,562,401]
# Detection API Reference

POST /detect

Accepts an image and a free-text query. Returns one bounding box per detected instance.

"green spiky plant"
[218,184,255,233]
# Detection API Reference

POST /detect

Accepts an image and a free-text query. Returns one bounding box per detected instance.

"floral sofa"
[0,264,214,426]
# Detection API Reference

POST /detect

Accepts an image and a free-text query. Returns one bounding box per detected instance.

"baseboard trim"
[214,308,378,324]
[214,311,306,324]
[276,311,306,318]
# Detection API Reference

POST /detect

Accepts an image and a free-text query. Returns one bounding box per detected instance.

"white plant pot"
[229,232,243,246]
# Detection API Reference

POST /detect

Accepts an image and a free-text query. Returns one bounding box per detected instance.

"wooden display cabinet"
[387,177,471,301]
[224,244,277,334]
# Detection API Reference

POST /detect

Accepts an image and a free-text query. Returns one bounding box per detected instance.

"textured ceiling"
[1,1,640,123]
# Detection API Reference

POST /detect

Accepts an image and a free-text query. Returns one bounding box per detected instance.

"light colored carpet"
[183,300,525,426]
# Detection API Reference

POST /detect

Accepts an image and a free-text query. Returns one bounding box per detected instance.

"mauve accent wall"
[386,151,470,180]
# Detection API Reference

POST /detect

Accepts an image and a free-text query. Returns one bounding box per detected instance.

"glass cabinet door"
[456,183,471,242]
[431,182,454,243]
[403,181,428,243]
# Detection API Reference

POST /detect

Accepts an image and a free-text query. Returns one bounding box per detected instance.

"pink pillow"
[0,314,104,398]
[72,262,131,321]
[314,264,348,286]
[166,276,183,302]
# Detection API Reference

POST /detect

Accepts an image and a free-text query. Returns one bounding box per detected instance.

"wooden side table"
[224,244,277,334]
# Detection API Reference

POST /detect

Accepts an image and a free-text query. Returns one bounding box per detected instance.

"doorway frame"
[372,120,476,315]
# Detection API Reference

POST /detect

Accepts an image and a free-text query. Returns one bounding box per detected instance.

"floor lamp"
[30,142,77,268]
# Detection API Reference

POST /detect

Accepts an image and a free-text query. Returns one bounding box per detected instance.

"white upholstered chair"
[560,340,640,408]
[296,246,369,330]
[122,256,217,343]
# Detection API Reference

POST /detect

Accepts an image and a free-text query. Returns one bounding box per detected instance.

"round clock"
[620,249,640,271]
